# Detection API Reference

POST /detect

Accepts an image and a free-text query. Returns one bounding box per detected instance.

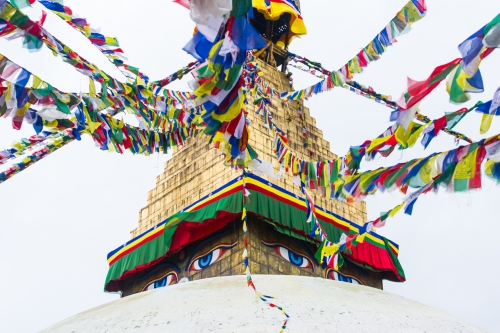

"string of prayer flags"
[152,61,200,90]
[315,238,346,271]
[345,103,478,172]
[293,173,347,271]
[345,124,398,172]
[189,9,265,164]
[0,53,173,135]
[254,87,275,130]
[272,130,345,199]
[415,113,473,144]
[251,51,477,183]
[302,184,328,241]
[244,52,279,98]
[338,183,432,257]
[347,135,500,201]
[244,56,282,134]
[339,0,428,79]
[0,129,67,165]
[287,54,326,76]
[421,103,481,148]
[272,118,500,203]
[393,14,498,129]
[288,60,325,80]
[288,53,398,109]
[344,82,473,143]
[317,179,434,270]
[343,80,395,108]
[192,37,250,162]
[397,58,463,112]
[0,98,217,183]
[241,172,290,333]
[0,54,82,129]
[0,3,173,128]
[297,106,313,156]
[0,11,195,133]
[287,52,473,144]
[280,72,343,103]
[81,108,203,156]
[37,0,148,81]
[0,129,74,184]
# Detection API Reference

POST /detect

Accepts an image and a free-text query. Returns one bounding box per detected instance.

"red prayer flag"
[173,0,190,9]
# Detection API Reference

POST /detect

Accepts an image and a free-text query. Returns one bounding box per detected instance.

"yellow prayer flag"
[389,202,405,218]
[323,244,339,257]
[89,78,97,97]
[454,148,477,181]
[480,114,494,134]
[356,234,366,244]
[367,135,393,153]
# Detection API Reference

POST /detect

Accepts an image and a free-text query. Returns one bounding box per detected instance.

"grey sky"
[0,0,499,332]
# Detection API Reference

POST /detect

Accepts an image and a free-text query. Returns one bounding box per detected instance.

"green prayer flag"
[11,0,34,9]
[51,93,71,114]
[315,239,327,263]
[338,253,345,268]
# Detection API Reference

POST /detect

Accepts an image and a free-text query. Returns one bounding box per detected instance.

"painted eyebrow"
[141,271,178,292]
[264,227,319,265]
[138,263,180,281]
[327,269,365,285]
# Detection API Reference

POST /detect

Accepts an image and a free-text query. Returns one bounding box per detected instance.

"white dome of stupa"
[40,275,488,333]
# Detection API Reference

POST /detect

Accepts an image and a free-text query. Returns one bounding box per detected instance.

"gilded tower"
[131,60,368,238]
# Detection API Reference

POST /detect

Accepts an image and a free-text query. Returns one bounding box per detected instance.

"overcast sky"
[0,1,499,332]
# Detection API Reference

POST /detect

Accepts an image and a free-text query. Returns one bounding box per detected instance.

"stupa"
[38,1,490,332]
[102,1,404,296]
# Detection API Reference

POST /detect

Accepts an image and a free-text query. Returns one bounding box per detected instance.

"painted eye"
[262,241,314,271]
[327,269,363,285]
[188,241,237,272]
[142,272,178,292]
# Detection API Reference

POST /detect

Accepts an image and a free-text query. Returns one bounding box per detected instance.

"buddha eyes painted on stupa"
[187,240,238,272]
[121,213,392,296]
[262,240,315,273]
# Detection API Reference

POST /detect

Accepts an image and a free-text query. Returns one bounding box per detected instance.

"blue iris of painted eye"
[198,252,213,269]
[288,251,304,266]
[327,269,363,285]
[154,279,167,288]
[142,272,178,292]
